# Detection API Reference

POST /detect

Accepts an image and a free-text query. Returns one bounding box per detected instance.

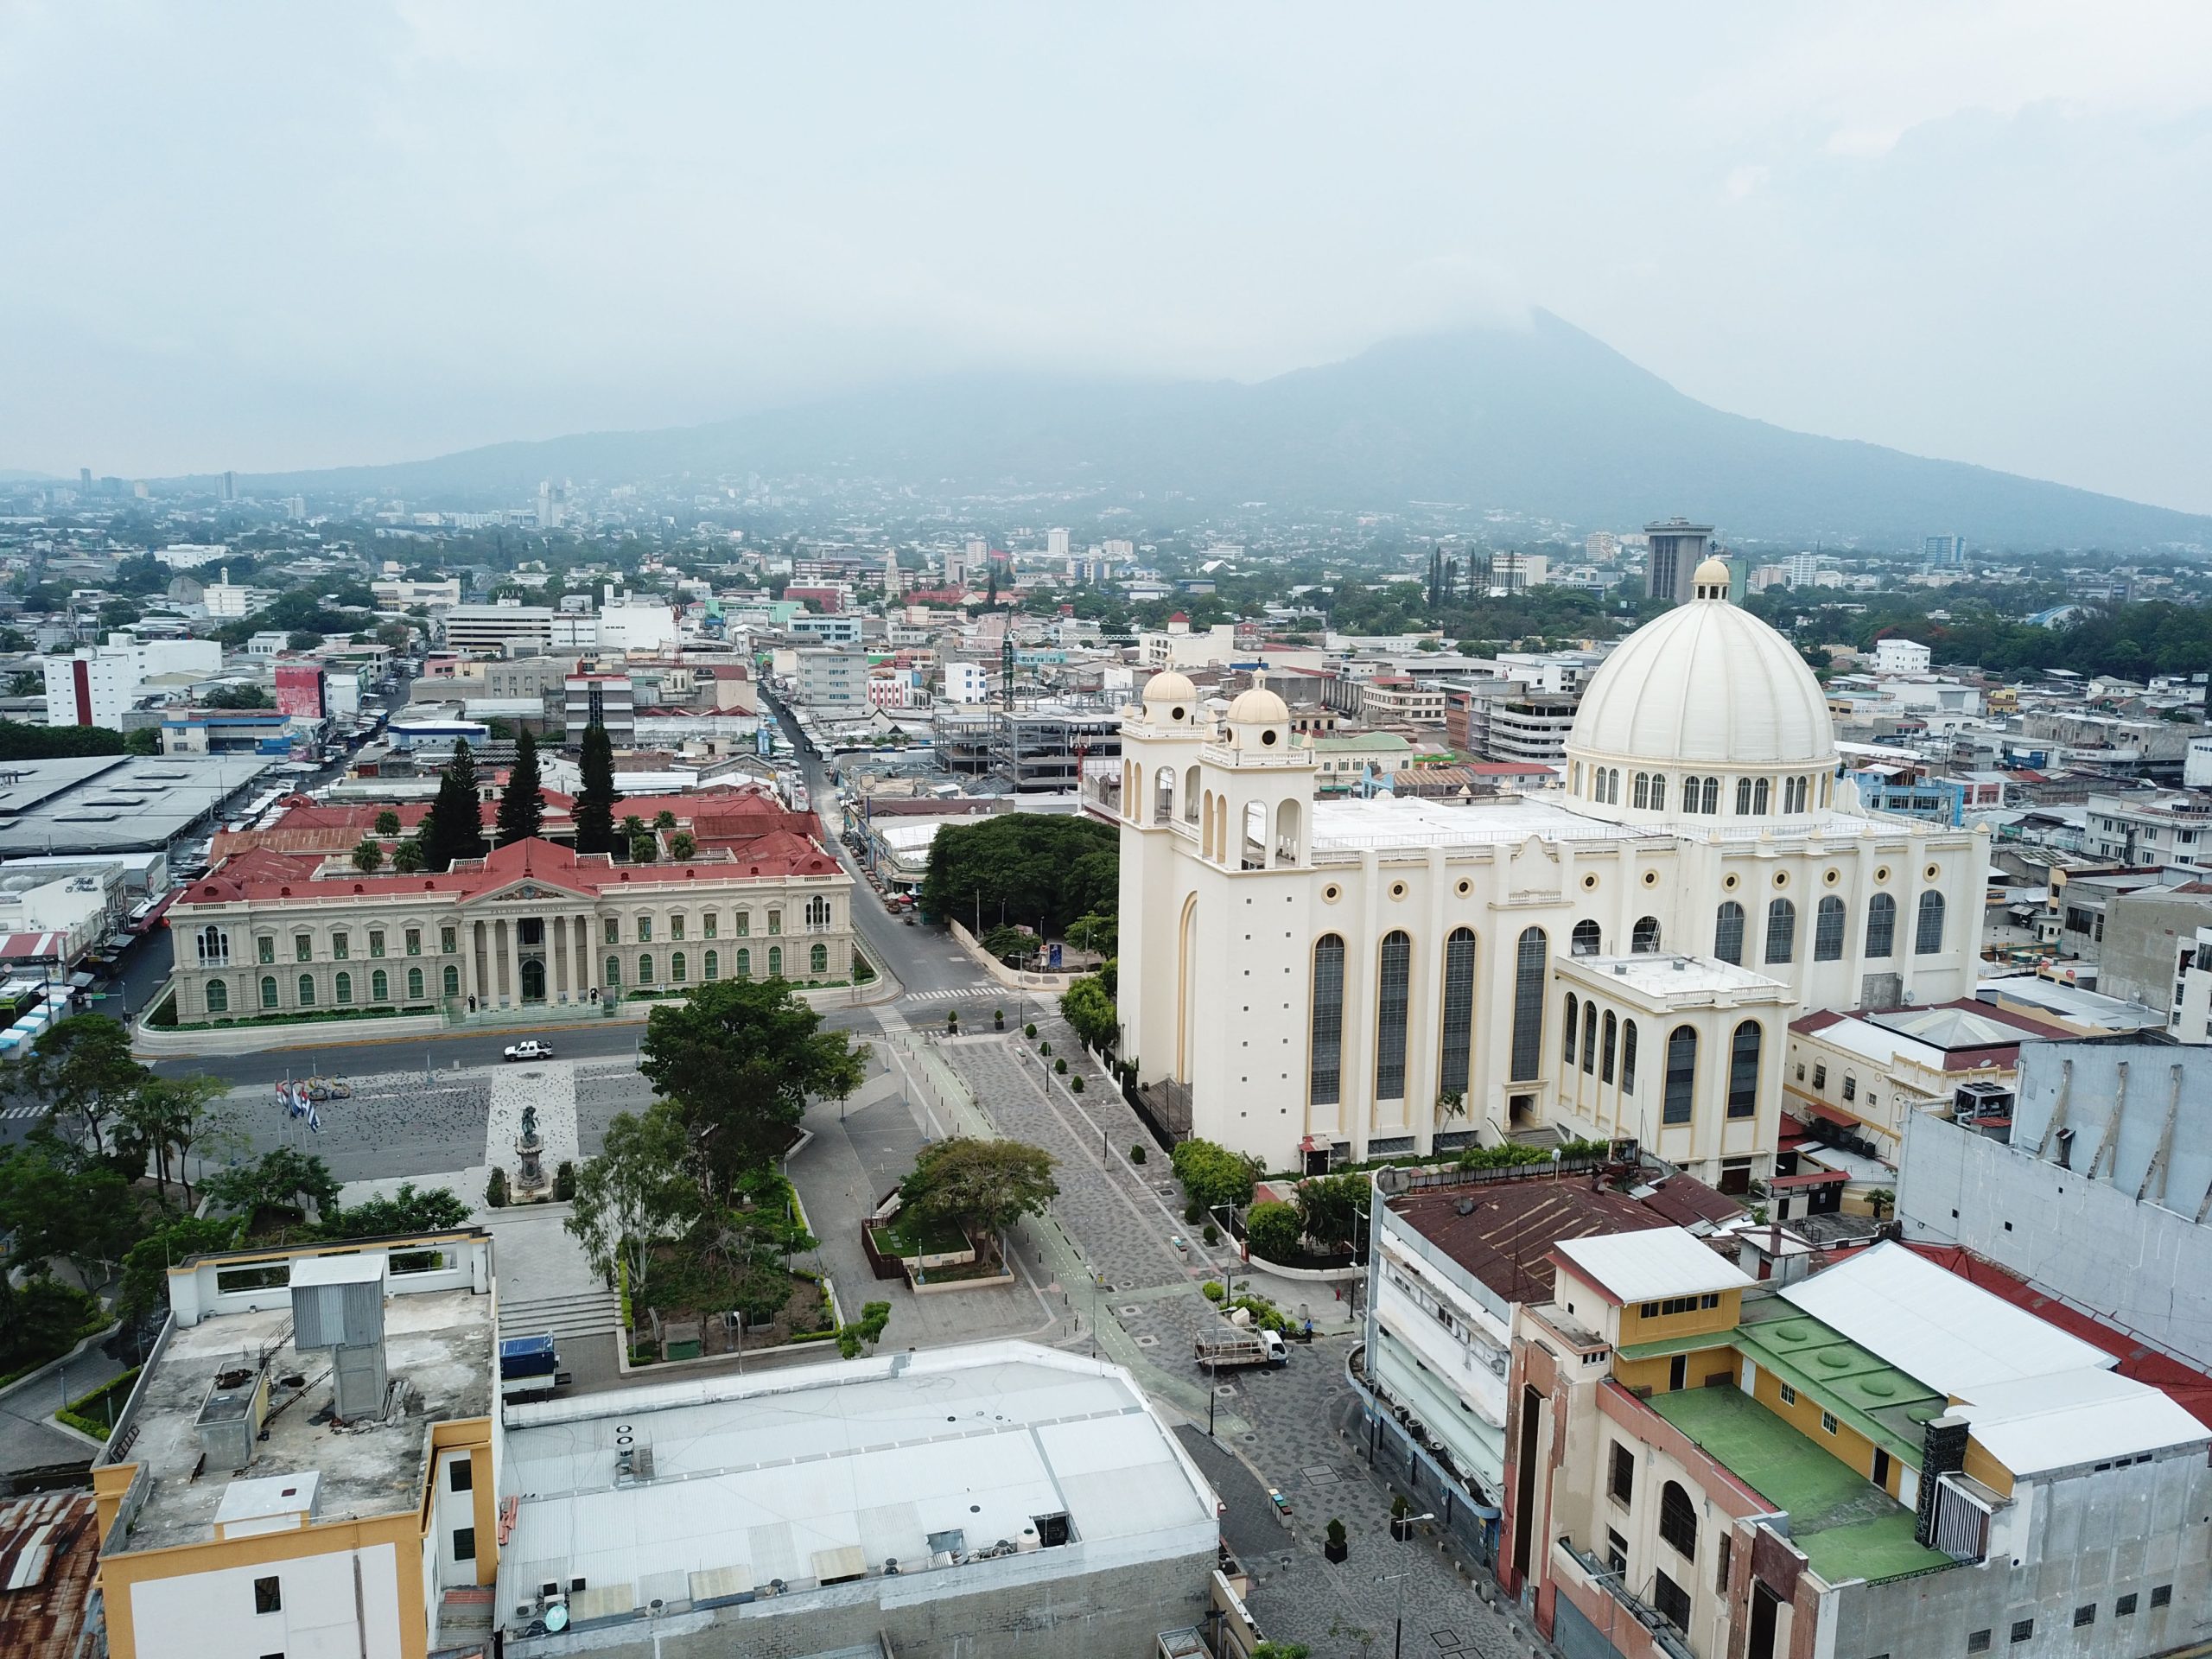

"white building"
[442,604,555,658]
[1112,559,1988,1179]
[1873,638,1933,676]
[42,638,222,728]
[943,660,991,703]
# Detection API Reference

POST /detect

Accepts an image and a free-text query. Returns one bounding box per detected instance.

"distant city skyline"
[3,4,2208,514]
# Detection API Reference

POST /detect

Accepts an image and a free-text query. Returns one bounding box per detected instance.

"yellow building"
[90,1232,499,1659]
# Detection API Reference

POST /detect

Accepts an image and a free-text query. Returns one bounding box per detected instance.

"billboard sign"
[275,661,327,718]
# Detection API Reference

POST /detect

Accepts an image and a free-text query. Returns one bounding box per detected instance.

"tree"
[1169,1138,1259,1212]
[638,978,868,1196]
[920,812,1118,938]
[0,719,126,761]
[1059,973,1119,1052]
[629,831,658,864]
[1293,1173,1369,1252]
[318,1182,470,1240]
[116,1075,232,1205]
[118,1214,242,1321]
[899,1138,1058,1262]
[373,809,402,836]
[0,1141,139,1290]
[124,727,162,755]
[202,1147,341,1228]
[391,836,426,874]
[351,837,385,873]
[422,741,488,871]
[1244,1199,1304,1262]
[573,721,620,855]
[16,1015,149,1155]
[496,727,544,844]
[1066,912,1117,957]
[669,830,696,861]
[563,1100,697,1302]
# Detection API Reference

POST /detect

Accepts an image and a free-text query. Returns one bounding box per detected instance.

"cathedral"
[1112,559,1988,1188]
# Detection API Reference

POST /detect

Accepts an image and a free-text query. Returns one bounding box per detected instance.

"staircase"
[435,1585,494,1656]
[499,1290,621,1348]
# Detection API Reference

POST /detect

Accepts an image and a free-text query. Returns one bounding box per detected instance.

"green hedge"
[57,1367,140,1442]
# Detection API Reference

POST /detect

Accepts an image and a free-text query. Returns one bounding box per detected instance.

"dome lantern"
[1693,556,1733,601]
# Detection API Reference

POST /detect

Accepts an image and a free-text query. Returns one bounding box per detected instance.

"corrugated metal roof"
[0,1491,98,1659]
[1553,1226,1752,1306]
[1782,1241,2113,1395]
[1955,1367,2209,1475]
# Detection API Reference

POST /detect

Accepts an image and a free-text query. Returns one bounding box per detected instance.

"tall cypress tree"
[496,728,544,846]
[426,740,488,871]
[573,721,619,855]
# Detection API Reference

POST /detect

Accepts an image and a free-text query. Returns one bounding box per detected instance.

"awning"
[0,933,67,963]
[1769,1169,1851,1190]
[1799,1099,1860,1128]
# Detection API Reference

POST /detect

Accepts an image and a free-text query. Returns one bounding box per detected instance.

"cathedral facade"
[1112,560,1988,1187]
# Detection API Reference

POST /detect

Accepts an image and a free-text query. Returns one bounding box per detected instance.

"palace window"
[1866,893,1897,957]
[1764,899,1796,964]
[1662,1026,1698,1125]
[1375,931,1411,1099]
[1310,934,1345,1108]
[1438,927,1476,1100]
[1727,1022,1760,1119]
[1510,928,1547,1081]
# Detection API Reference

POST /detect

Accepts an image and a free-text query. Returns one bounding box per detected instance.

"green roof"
[1649,1387,1952,1586]
[1315,733,1414,753]
[1616,1331,1741,1362]
[1733,1300,1947,1466]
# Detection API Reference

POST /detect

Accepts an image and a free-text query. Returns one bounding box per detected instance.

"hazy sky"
[3,3,2208,511]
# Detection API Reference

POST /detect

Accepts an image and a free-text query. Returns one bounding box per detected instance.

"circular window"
[1823,868,1840,887]
[1723,872,1740,892]
[1455,878,1471,897]
[1581,873,1599,891]
[1322,885,1342,903]
[1873,866,1891,883]
[1260,728,1279,747]
[1773,870,1789,889]
[1924,862,1941,881]
[1389,881,1408,900]
[1642,869,1660,888]
[1170,706,1187,722]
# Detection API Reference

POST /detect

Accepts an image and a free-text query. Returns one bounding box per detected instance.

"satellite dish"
[543,1605,569,1633]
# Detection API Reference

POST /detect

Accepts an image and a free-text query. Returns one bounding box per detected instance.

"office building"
[41,638,223,728]
[795,646,869,714]
[1925,533,1967,567]
[1643,519,1714,606]
[1047,525,1071,557]
[442,604,556,658]
[563,672,636,747]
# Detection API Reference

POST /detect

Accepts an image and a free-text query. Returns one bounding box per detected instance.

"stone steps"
[498,1291,621,1343]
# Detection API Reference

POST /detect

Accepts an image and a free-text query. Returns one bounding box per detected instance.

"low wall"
[946,920,1077,995]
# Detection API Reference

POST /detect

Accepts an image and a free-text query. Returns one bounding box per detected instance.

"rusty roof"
[0,1490,99,1659]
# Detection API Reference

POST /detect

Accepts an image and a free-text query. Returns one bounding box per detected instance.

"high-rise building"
[1047,526,1071,558]
[221,470,235,501]
[285,494,307,522]
[1643,518,1713,605]
[1924,533,1966,567]
[1787,550,1822,588]
[1103,537,1135,561]
[79,467,92,493]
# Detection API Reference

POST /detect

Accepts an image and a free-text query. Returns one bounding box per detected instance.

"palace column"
[460,916,478,1007]
[506,917,525,1006]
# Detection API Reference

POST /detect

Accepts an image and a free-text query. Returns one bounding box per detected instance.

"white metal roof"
[1781,1242,2113,1395]
[1952,1367,2209,1476]
[1554,1227,1752,1305]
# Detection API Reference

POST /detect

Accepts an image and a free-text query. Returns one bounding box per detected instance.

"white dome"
[1569,592,1834,770]
[1225,686,1290,725]
[1143,671,1197,707]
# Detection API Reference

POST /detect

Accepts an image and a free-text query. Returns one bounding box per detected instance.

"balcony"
[1552,1541,1696,1659]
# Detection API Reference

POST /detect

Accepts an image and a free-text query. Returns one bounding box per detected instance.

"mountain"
[234,311,2210,549]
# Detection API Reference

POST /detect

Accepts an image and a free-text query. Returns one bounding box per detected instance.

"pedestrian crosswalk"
[899,986,999,1004]
[0,1104,47,1120]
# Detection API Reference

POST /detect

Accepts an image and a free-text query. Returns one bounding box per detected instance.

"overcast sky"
[3,3,2208,511]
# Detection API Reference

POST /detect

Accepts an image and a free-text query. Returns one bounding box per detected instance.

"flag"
[307,1099,321,1134]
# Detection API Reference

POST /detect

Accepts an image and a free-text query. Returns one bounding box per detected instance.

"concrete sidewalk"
[0,1325,129,1476]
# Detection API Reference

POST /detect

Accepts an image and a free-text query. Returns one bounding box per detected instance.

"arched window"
[1376,931,1412,1098]
[1310,934,1346,1108]
[1571,918,1602,957]
[1765,899,1796,964]
[407,966,424,1000]
[1736,777,1753,815]
[1581,999,1598,1073]
[1752,778,1770,813]
[639,954,655,985]
[767,944,783,976]
[1439,927,1476,1101]
[196,925,230,967]
[371,969,389,1001]
[1184,764,1200,822]
[734,948,750,979]
[1916,892,1947,955]
[1865,893,1897,958]
[1649,773,1667,812]
[1511,928,1548,1081]
[1606,769,1621,805]
[1621,1020,1638,1094]
[260,976,278,1010]
[1633,772,1649,809]
[1562,993,1580,1065]
[1601,1011,1618,1082]
[1814,896,1846,961]
[1659,1481,1698,1560]
[1700,776,1719,814]
[1728,1022,1761,1119]
[605,956,621,987]
[206,979,229,1013]
[704,950,720,980]
[806,894,831,929]
[810,943,829,975]
[671,952,688,983]
[1662,1026,1697,1125]
[1631,917,1662,955]
[1713,901,1745,965]
[334,971,352,1005]
[443,964,461,996]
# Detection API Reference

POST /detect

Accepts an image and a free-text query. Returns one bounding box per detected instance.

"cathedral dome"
[1225,686,1290,725]
[1568,586,1834,773]
[1141,671,1198,721]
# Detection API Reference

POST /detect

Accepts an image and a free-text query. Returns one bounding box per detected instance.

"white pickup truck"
[503,1040,554,1062]
[1195,1326,1288,1372]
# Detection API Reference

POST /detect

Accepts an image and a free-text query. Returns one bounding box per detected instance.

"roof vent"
[1454,1198,1475,1217]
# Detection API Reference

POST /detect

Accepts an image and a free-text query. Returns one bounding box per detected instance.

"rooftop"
[0,754,275,855]
[1384,1173,1671,1306]
[0,1491,99,1659]
[1554,1227,1752,1306]
[1646,1385,1950,1586]
[115,1280,493,1554]
[1561,953,1796,1003]
[499,1342,1214,1630]
[1308,793,1652,854]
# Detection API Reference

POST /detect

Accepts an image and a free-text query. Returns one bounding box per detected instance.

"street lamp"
[1380,1512,1436,1659]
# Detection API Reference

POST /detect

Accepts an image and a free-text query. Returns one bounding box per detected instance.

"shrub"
[1054,1057,1067,1074]
[945,1009,959,1032]
[486,1166,509,1208]
[1184,1200,1203,1225]
[1171,1138,1259,1211]
[994,1007,1005,1029]
[1131,1143,1146,1164]
[553,1160,575,1201]
[1244,1199,1305,1263]
[1201,1280,1225,1302]
[1024,1021,1037,1039]
[1201,1221,1219,1245]
[1070,1076,1084,1092]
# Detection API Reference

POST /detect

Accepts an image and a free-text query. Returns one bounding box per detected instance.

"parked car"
[503,1039,554,1062]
